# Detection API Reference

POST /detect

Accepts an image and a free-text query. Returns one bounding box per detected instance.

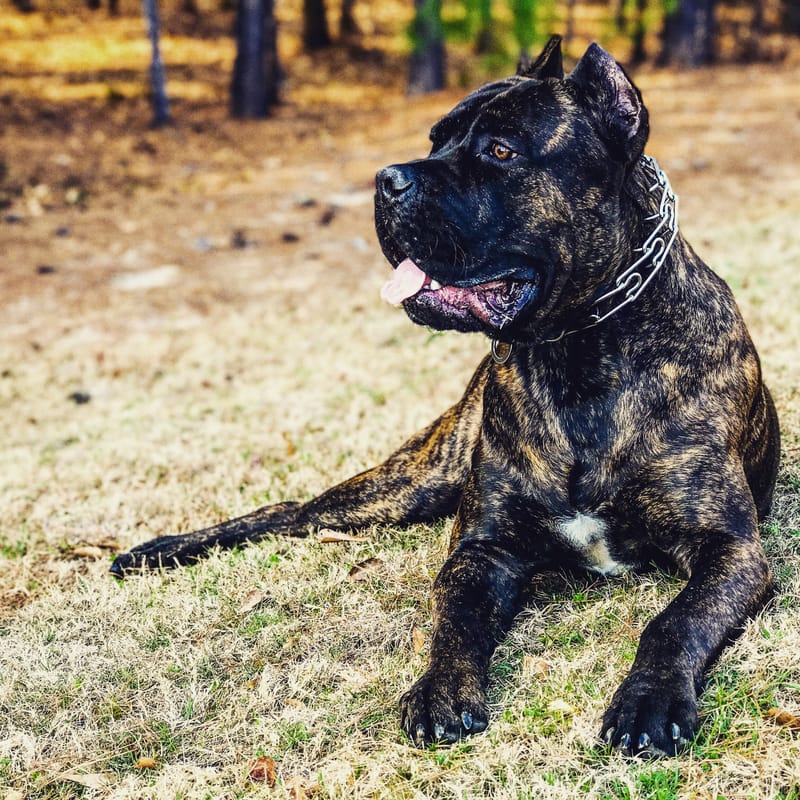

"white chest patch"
[556,512,628,576]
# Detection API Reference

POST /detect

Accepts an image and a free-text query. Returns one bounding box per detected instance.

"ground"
[1,6,800,800]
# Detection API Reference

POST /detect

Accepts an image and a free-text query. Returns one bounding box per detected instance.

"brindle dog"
[112,37,780,758]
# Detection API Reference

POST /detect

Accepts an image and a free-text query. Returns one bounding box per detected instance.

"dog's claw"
[671,722,681,741]
[638,732,651,750]
[399,669,488,747]
[619,733,631,751]
[415,724,426,745]
[108,559,126,579]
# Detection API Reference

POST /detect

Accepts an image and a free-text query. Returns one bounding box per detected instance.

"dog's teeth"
[429,279,442,291]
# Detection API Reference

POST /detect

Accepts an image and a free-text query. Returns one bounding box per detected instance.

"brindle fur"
[112,37,780,758]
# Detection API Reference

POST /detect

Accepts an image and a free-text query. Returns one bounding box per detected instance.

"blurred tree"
[622,0,649,63]
[786,0,800,34]
[303,0,331,49]
[510,0,537,58]
[88,0,119,14]
[563,0,577,50]
[143,0,171,126]
[231,0,280,117]
[468,0,495,54]
[340,0,360,37]
[631,0,648,62]
[660,0,717,65]
[408,0,446,93]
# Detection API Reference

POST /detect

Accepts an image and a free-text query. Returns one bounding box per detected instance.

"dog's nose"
[376,165,416,202]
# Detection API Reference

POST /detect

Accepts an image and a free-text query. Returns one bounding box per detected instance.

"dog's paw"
[109,534,197,576]
[600,668,698,758]
[399,669,489,747]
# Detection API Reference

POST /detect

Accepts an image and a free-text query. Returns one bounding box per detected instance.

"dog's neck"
[548,155,679,343]
[492,155,679,364]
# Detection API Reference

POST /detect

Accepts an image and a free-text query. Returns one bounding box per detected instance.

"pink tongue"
[380,258,428,306]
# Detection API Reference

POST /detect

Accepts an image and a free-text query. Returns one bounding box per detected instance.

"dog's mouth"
[381,258,540,332]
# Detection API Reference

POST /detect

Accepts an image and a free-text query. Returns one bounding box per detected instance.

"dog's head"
[375,37,650,343]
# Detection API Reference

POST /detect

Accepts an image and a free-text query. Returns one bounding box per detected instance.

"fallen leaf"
[348,557,386,581]
[547,699,576,716]
[282,431,297,456]
[72,534,120,551]
[411,625,427,655]
[70,545,105,559]
[248,756,277,786]
[340,668,369,689]
[257,663,280,701]
[238,589,266,614]
[765,707,800,730]
[522,655,551,679]
[95,536,121,551]
[135,756,157,769]
[57,771,111,789]
[318,529,368,544]
[286,775,317,799]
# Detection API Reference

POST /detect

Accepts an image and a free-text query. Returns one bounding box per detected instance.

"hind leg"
[110,358,490,574]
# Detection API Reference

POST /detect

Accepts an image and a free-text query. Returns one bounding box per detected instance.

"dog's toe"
[399,669,488,747]
[600,667,698,758]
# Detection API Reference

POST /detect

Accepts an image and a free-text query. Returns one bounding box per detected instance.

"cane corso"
[112,36,780,758]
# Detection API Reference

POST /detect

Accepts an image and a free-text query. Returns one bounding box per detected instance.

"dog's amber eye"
[490,142,516,161]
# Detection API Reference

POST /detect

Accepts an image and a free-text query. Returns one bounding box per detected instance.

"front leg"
[400,539,539,745]
[601,522,773,757]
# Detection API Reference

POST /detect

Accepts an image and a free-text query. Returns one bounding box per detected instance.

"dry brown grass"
[1,7,800,800]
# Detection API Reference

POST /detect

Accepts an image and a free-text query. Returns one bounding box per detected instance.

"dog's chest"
[555,512,628,576]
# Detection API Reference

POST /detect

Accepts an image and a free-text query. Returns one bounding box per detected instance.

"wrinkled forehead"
[428,76,566,147]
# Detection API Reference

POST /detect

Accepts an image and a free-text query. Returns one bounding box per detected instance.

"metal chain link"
[587,154,679,327]
[540,154,679,345]
[492,154,679,362]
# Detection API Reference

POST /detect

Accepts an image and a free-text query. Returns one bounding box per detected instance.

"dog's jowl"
[112,36,780,757]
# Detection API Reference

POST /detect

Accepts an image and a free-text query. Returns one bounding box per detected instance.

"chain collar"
[492,154,679,363]
[491,339,513,364]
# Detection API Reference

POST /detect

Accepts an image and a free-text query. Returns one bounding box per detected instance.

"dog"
[112,36,780,758]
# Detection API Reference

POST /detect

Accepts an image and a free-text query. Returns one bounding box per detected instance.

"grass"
[1,7,800,800]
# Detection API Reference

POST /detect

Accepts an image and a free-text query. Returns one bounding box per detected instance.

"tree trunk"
[784,0,800,34]
[564,0,577,52]
[630,0,647,64]
[510,0,536,59]
[303,0,331,50]
[231,0,280,118]
[408,0,445,94]
[142,0,171,126]
[340,0,360,37]
[660,0,717,66]
[474,0,494,54]
[610,0,624,32]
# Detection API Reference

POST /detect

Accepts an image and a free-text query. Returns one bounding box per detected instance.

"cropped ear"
[517,35,564,80]
[567,42,649,163]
